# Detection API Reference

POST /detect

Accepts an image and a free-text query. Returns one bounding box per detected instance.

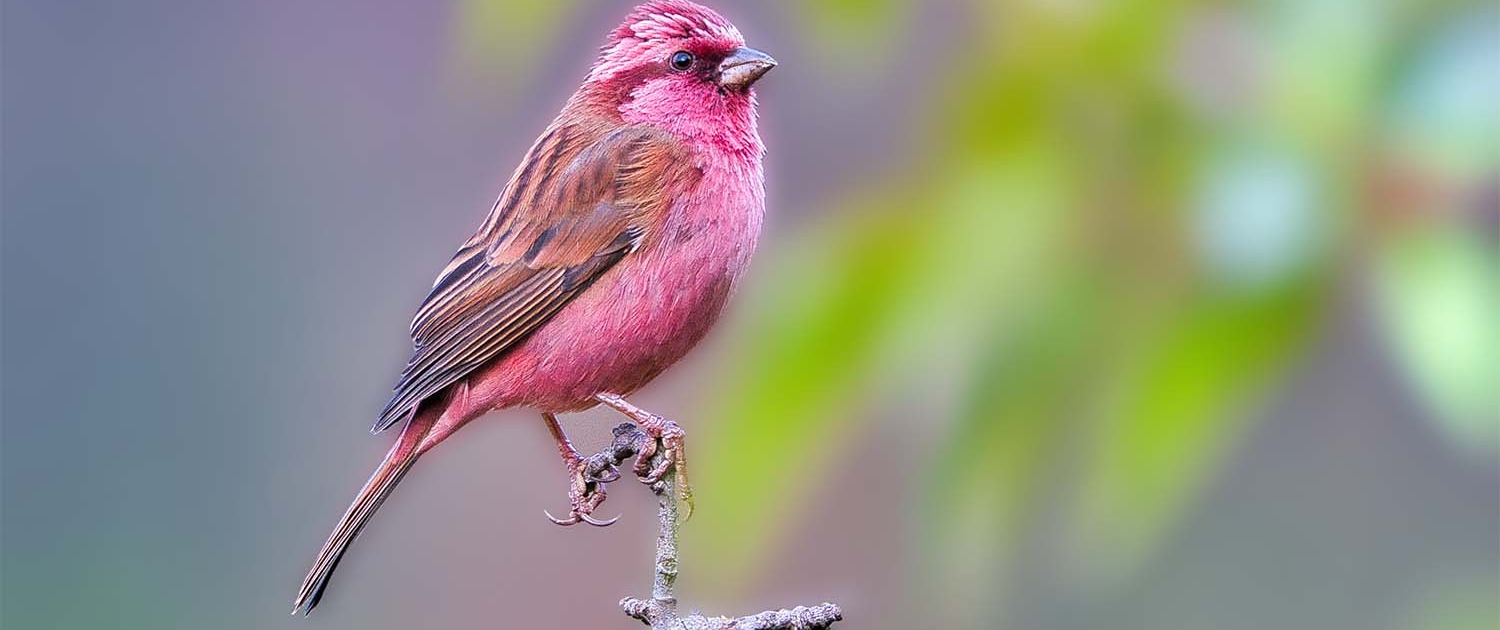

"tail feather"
[293,408,430,615]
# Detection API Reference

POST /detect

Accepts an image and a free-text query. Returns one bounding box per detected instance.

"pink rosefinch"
[292,0,774,615]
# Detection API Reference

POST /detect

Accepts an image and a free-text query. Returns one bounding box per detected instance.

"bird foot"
[633,416,693,519]
[545,452,622,527]
[594,394,696,519]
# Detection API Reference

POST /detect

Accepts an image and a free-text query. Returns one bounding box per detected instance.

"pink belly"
[458,220,747,413]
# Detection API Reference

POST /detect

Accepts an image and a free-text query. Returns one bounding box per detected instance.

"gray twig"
[589,423,843,630]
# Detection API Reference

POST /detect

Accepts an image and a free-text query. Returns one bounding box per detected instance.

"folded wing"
[373,123,696,432]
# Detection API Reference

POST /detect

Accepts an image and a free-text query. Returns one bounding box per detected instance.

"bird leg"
[594,393,693,518]
[541,412,620,527]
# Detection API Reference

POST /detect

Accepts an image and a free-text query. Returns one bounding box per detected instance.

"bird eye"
[669,50,695,72]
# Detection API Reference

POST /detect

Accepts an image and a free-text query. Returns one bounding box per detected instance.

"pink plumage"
[293,0,775,615]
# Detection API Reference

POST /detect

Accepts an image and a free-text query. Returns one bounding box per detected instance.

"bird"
[291,0,775,616]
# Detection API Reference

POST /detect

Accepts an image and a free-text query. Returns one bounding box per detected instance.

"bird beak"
[718,46,776,92]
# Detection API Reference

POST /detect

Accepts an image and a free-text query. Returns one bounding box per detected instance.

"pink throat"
[619,84,762,158]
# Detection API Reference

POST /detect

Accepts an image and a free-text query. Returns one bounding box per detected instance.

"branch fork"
[580,423,843,630]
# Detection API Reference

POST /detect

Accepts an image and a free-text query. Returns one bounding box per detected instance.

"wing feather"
[373,123,694,432]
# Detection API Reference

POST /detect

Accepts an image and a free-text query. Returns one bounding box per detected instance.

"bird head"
[577,1,776,154]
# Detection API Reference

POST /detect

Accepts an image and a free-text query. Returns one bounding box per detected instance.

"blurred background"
[3,0,1496,628]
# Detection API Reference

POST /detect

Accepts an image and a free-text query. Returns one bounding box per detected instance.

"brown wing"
[372,122,696,432]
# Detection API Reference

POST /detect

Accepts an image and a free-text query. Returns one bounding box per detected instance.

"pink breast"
[463,159,764,413]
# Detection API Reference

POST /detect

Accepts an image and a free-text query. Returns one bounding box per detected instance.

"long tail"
[292,409,433,615]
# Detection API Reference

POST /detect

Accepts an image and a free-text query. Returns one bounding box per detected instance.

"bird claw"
[583,454,622,484]
[542,416,692,527]
[637,458,668,484]
[581,512,620,526]
[544,509,620,527]
[631,418,681,481]
[591,467,621,484]
[547,457,619,528]
[632,418,693,519]
[591,397,695,518]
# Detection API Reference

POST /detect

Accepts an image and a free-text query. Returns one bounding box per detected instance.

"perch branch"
[584,423,843,630]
